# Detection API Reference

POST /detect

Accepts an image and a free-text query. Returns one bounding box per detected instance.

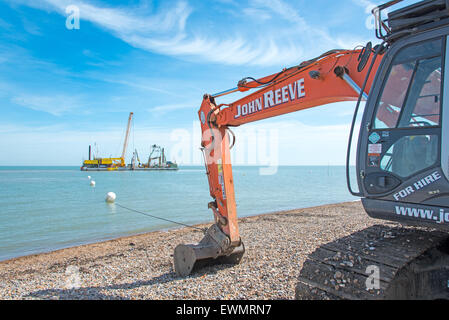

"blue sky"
[0,0,417,166]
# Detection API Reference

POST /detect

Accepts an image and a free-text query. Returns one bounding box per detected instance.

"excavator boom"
[207,49,377,127]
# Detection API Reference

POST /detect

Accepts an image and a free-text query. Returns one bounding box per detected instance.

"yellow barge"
[80,112,178,171]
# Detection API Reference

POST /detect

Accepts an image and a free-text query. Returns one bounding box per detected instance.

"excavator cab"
[356,0,449,231]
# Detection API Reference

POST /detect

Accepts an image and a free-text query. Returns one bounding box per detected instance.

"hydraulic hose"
[346,42,386,197]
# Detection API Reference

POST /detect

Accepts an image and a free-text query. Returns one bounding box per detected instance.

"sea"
[0,166,357,261]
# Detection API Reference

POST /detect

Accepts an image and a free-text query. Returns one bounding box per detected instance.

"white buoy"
[90,180,96,187]
[105,192,116,203]
[88,176,91,180]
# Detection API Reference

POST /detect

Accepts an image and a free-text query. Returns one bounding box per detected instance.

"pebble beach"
[0,201,399,300]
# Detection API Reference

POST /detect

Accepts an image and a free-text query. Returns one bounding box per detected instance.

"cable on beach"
[115,203,207,234]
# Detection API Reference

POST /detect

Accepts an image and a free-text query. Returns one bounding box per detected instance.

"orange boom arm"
[197,49,383,245]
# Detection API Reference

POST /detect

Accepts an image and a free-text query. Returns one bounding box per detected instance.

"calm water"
[0,166,357,261]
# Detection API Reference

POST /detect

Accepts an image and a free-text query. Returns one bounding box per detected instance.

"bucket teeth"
[174,224,245,277]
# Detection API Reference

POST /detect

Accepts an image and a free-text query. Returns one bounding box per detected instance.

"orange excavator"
[174,0,449,299]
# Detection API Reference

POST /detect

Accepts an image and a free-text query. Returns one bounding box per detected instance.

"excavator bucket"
[174,224,245,277]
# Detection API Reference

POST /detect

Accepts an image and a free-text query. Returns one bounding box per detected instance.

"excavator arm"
[173,48,384,276]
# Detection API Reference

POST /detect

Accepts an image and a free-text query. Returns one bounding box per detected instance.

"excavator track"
[296,225,449,300]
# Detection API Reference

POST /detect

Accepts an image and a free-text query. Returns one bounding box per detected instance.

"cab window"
[397,57,441,128]
[380,135,439,178]
[373,39,442,129]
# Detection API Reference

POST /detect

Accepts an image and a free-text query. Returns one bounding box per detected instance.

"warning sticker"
[368,143,382,155]
[218,173,226,199]
[368,155,380,167]
[369,132,381,144]
[217,159,226,199]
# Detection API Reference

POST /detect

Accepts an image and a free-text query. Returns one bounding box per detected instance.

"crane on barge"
[81,112,133,171]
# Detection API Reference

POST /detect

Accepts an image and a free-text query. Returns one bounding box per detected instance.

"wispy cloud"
[150,102,198,114]
[352,0,377,8]
[88,74,182,97]
[21,17,43,36]
[242,8,272,21]
[11,94,83,116]
[11,0,367,67]
[0,17,13,30]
